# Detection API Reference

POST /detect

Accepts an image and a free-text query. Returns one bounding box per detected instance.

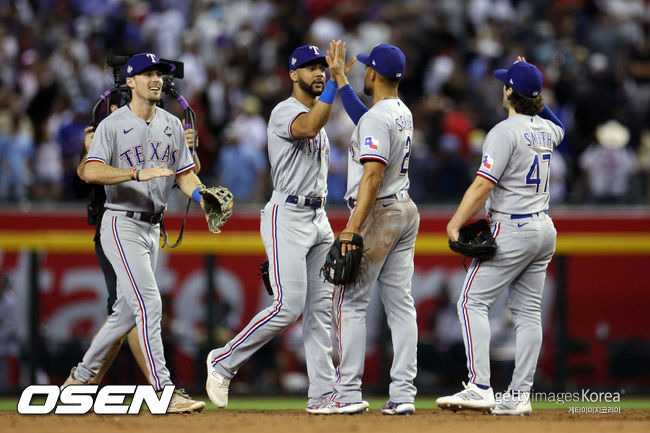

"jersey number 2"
[526,153,551,194]
[400,136,411,175]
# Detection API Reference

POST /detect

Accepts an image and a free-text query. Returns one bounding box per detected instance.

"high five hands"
[326,39,356,87]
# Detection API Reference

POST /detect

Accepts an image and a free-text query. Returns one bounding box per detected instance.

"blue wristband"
[192,186,202,203]
[319,80,338,105]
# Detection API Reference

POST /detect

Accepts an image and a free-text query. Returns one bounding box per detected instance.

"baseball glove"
[200,186,234,233]
[259,260,273,296]
[448,219,497,261]
[321,232,364,285]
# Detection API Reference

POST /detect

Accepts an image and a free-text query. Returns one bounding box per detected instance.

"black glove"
[448,219,497,261]
[321,232,364,285]
[259,260,273,296]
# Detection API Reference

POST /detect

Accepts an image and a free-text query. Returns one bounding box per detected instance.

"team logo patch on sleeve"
[482,154,493,170]
[364,136,378,150]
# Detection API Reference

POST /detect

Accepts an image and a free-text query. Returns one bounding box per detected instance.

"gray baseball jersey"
[73,105,195,391]
[86,105,195,213]
[267,97,330,197]
[344,98,411,201]
[208,95,337,406]
[456,111,564,393]
[477,114,564,214]
[333,97,419,404]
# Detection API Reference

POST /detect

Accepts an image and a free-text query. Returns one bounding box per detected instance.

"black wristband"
[135,169,141,182]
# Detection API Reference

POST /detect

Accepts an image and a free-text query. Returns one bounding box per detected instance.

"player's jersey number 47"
[525,153,551,194]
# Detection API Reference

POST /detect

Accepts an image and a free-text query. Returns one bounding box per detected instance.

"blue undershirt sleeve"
[340,84,369,125]
[539,105,564,132]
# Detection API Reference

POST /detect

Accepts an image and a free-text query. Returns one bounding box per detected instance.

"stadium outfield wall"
[0,207,648,393]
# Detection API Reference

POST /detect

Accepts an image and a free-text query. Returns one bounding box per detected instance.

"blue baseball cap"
[289,45,328,70]
[356,44,406,80]
[125,53,175,78]
[494,62,543,98]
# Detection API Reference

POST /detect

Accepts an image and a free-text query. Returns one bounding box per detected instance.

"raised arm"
[327,40,368,125]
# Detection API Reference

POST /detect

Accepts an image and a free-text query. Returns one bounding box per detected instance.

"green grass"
[2,396,649,412]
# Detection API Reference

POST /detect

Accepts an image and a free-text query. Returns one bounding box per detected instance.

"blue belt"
[125,211,163,224]
[286,195,324,209]
[347,193,397,209]
[510,210,548,219]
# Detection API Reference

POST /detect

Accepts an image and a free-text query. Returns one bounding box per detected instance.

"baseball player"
[206,42,342,412]
[63,52,208,413]
[319,43,420,415]
[69,114,199,385]
[436,57,565,416]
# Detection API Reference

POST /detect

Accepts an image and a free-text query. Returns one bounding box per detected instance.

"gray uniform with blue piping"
[458,112,564,392]
[333,98,420,404]
[207,96,337,405]
[73,104,195,389]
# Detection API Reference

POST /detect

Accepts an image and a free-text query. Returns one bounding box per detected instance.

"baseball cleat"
[305,400,338,414]
[167,388,205,414]
[436,382,495,412]
[331,400,370,414]
[61,367,86,389]
[205,352,230,408]
[381,401,415,415]
[492,391,532,416]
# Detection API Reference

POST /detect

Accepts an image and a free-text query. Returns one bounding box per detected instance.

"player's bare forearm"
[344,161,385,235]
[77,127,94,180]
[83,162,173,185]
[175,170,204,198]
[83,161,134,184]
[447,176,495,241]
[76,154,87,179]
[290,102,333,138]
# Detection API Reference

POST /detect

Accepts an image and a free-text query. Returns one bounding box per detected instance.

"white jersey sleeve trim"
[288,112,307,138]
[477,170,498,184]
[360,154,388,165]
[176,162,196,174]
[86,156,107,164]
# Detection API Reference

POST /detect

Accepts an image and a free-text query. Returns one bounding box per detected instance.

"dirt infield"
[2,410,649,433]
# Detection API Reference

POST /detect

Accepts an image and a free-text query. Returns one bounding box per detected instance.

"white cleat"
[381,401,415,415]
[61,367,86,389]
[436,382,496,413]
[306,400,339,414]
[205,352,231,408]
[167,388,205,414]
[492,391,532,416]
[332,400,369,414]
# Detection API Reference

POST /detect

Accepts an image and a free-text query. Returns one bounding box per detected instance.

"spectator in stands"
[0,0,646,205]
[579,120,639,204]
[56,99,90,198]
[217,96,268,202]
[31,126,63,201]
[0,110,34,202]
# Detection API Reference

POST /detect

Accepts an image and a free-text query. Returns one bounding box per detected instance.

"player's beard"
[146,94,161,105]
[298,77,323,98]
[133,87,161,106]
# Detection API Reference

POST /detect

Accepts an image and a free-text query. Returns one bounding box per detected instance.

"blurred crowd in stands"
[0,0,649,207]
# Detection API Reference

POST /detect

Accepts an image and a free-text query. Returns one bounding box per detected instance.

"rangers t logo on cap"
[125,53,175,78]
[288,45,328,71]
